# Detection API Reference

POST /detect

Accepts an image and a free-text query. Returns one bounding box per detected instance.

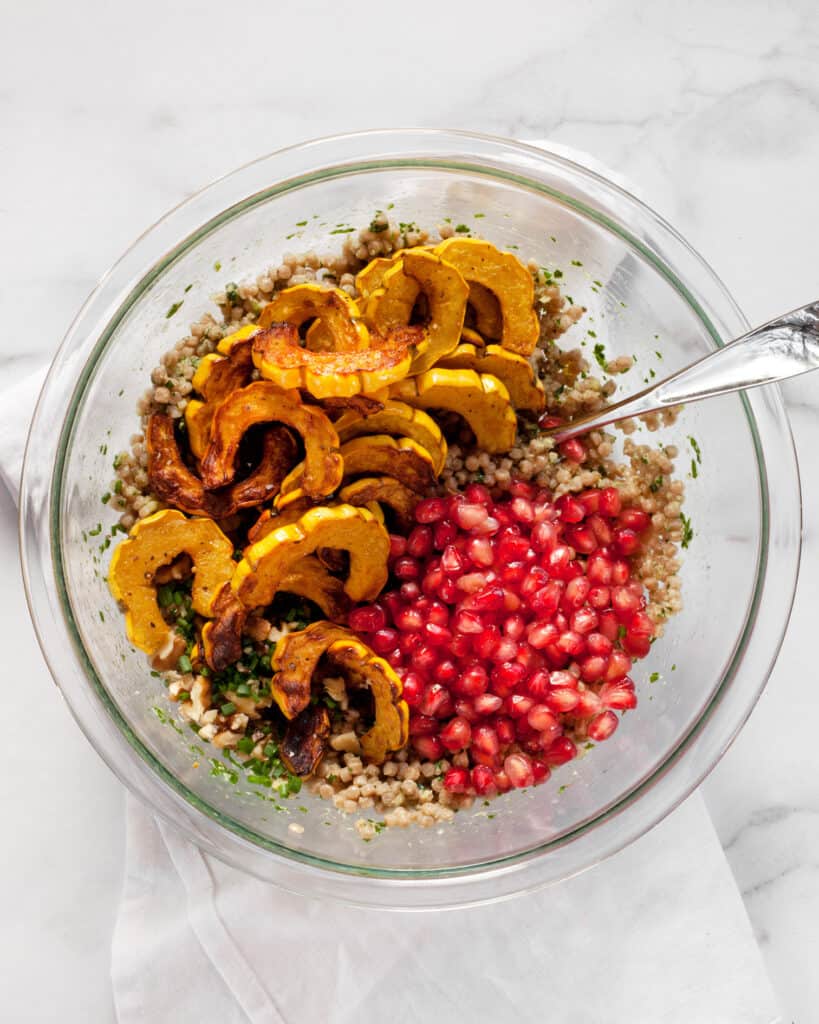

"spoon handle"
[547,300,819,443]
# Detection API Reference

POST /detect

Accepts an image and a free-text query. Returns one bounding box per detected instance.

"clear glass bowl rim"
[18,129,802,909]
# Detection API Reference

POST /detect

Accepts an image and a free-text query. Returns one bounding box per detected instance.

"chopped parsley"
[688,436,702,463]
[101,492,111,504]
[213,260,222,272]
[680,512,694,548]
[455,224,470,233]
[690,459,698,479]
[592,343,608,371]
[184,283,193,293]
[650,476,664,493]
[329,227,355,234]
[88,523,103,537]
[295,220,308,227]
[165,301,183,319]
[177,654,192,674]
[368,216,388,233]
[649,671,660,683]
[570,259,583,267]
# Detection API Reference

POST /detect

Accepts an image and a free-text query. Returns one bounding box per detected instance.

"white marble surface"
[2,0,819,1019]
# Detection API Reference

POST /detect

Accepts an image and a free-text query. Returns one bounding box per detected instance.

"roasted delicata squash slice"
[200,381,342,499]
[258,283,369,352]
[366,249,469,373]
[252,323,422,399]
[269,623,408,763]
[327,637,409,763]
[147,414,297,517]
[338,476,419,531]
[184,325,260,459]
[332,399,447,474]
[355,256,399,298]
[201,584,247,672]
[278,434,437,499]
[269,621,358,718]
[435,238,539,355]
[281,704,331,777]
[466,282,503,341]
[391,368,518,454]
[233,505,390,609]
[436,343,545,414]
[108,509,234,658]
[279,556,351,622]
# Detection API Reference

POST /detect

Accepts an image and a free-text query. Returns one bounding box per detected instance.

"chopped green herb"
[387,202,395,210]
[236,736,255,754]
[329,227,355,234]
[220,701,236,717]
[165,301,183,319]
[455,224,470,233]
[177,654,193,674]
[487,813,496,820]
[368,217,388,233]
[570,259,583,267]
[295,220,307,227]
[671,663,677,671]
[691,459,698,479]
[650,476,663,493]
[688,436,702,463]
[587,329,597,338]
[101,492,111,504]
[99,610,105,622]
[680,513,694,548]
[649,671,660,682]
[225,282,241,304]
[593,343,608,371]
[213,260,222,271]
[88,523,102,537]
[184,283,193,293]
[553,268,563,278]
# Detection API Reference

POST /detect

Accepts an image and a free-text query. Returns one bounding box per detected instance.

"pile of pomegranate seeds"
[348,481,655,798]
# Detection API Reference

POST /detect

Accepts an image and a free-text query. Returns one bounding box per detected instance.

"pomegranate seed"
[465,482,492,505]
[407,525,434,558]
[510,497,535,524]
[457,571,489,593]
[571,607,599,634]
[612,585,641,620]
[623,631,652,657]
[587,514,612,546]
[499,558,529,583]
[528,621,560,649]
[349,603,386,633]
[503,613,526,641]
[527,704,559,731]
[465,585,506,613]
[629,610,655,637]
[456,664,489,697]
[598,487,622,517]
[409,714,438,736]
[556,494,585,523]
[393,556,420,580]
[606,650,632,681]
[509,478,538,499]
[414,735,444,760]
[611,559,630,585]
[388,534,407,558]
[505,753,535,788]
[545,687,581,713]
[473,693,503,716]
[566,525,597,553]
[557,630,585,657]
[370,626,400,654]
[586,632,613,657]
[454,503,489,530]
[394,606,424,632]
[454,610,483,635]
[587,552,613,584]
[532,759,551,784]
[476,625,501,659]
[494,716,516,746]
[401,580,422,602]
[600,681,638,710]
[588,584,611,609]
[414,497,447,523]
[527,669,552,700]
[577,489,601,514]
[434,520,457,547]
[588,710,619,741]
[546,544,573,576]
[531,581,563,617]
[531,520,559,552]
[467,536,494,567]
[471,764,497,795]
[455,698,480,723]
[491,661,527,693]
[613,527,640,556]
[401,672,424,708]
[543,736,577,766]
[440,716,472,752]
[398,631,422,655]
[549,669,578,689]
[440,544,465,575]
[598,609,620,642]
[421,567,445,595]
[563,576,591,609]
[579,654,608,682]
[559,438,586,463]
[438,578,458,603]
[521,565,549,595]
[415,644,440,675]
[506,694,535,717]
[443,766,470,792]
[618,507,651,532]
[493,769,512,793]
[472,724,500,757]
[424,622,453,646]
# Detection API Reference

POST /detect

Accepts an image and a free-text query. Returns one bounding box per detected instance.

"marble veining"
[2,0,819,1019]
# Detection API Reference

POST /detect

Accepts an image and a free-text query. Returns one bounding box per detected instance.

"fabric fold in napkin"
[0,140,783,1024]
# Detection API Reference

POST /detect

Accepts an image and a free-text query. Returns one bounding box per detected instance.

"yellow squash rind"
[258,283,369,351]
[332,400,447,474]
[436,343,545,414]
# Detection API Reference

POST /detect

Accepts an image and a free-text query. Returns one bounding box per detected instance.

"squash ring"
[338,476,419,532]
[258,283,369,352]
[252,323,423,399]
[108,509,234,658]
[391,368,518,453]
[201,381,343,499]
[332,399,447,475]
[435,238,540,355]
[436,343,546,414]
[233,505,389,610]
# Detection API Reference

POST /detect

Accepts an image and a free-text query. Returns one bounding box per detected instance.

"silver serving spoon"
[545,300,819,443]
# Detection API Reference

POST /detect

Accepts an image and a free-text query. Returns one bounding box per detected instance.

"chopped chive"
[177,654,192,674]
[221,702,236,716]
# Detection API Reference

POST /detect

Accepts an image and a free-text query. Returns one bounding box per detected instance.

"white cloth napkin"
[1,142,783,1024]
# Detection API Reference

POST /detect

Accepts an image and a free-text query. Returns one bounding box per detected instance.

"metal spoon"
[544,300,819,443]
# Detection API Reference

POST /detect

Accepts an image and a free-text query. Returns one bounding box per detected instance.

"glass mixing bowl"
[20,130,801,909]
